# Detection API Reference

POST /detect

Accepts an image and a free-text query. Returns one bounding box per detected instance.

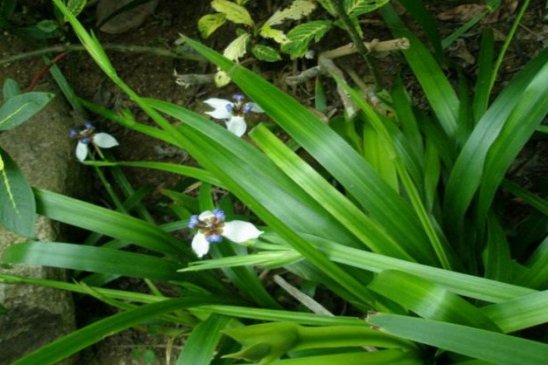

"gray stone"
[0,40,82,362]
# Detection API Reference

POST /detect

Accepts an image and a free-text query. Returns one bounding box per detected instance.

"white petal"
[226,116,247,137]
[222,220,263,243]
[204,98,233,120]
[93,133,119,148]
[76,142,88,162]
[191,233,210,258]
[198,210,215,220]
[245,102,264,113]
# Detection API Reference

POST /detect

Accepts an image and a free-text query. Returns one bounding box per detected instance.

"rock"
[0,37,82,363]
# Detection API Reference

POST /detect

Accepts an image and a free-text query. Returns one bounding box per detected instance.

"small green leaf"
[67,0,87,17]
[0,148,36,237]
[317,0,336,15]
[197,13,226,38]
[0,92,53,131]
[282,20,332,58]
[2,79,21,100]
[344,0,390,16]
[211,0,253,26]
[36,20,59,33]
[251,44,282,62]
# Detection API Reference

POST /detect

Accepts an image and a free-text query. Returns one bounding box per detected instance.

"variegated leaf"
[198,13,226,38]
[259,25,288,44]
[263,0,317,27]
[0,148,36,237]
[223,32,250,61]
[0,92,54,131]
[251,44,282,62]
[212,0,253,26]
[282,20,332,58]
[344,0,390,16]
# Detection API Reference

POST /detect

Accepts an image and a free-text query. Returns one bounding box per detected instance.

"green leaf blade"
[368,313,548,365]
[0,148,36,237]
[34,188,183,256]
[1,242,184,281]
[11,297,221,365]
[0,92,54,131]
[282,20,331,58]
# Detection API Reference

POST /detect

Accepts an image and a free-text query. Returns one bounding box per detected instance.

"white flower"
[69,122,119,161]
[203,93,264,137]
[188,208,263,258]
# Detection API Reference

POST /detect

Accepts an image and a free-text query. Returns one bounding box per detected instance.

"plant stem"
[330,0,383,89]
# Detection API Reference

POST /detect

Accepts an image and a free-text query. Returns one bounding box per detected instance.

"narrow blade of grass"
[368,313,548,365]
[1,242,184,281]
[34,188,184,256]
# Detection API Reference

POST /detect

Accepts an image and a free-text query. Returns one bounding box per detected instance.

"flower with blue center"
[188,208,263,258]
[69,122,119,161]
[203,93,264,137]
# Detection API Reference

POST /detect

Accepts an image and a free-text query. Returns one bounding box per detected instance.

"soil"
[2,0,547,364]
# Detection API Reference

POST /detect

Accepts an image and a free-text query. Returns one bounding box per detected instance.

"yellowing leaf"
[215,70,232,87]
[263,0,317,27]
[223,32,250,61]
[0,153,4,172]
[198,13,226,38]
[215,32,250,87]
[211,0,253,26]
[259,25,288,44]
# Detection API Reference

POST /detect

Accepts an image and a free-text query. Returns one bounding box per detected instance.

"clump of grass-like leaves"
[1,1,547,364]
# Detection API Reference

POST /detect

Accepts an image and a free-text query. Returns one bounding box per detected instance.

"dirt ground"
[2,0,547,363]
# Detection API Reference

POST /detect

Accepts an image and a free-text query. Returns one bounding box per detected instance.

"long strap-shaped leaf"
[11,296,221,365]
[34,188,184,256]
[251,124,414,261]
[182,37,431,264]
[380,5,460,142]
[85,160,224,187]
[476,61,548,220]
[444,48,548,230]
[148,99,360,248]
[52,0,376,306]
[368,313,548,365]
[368,270,500,332]
[1,242,185,281]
